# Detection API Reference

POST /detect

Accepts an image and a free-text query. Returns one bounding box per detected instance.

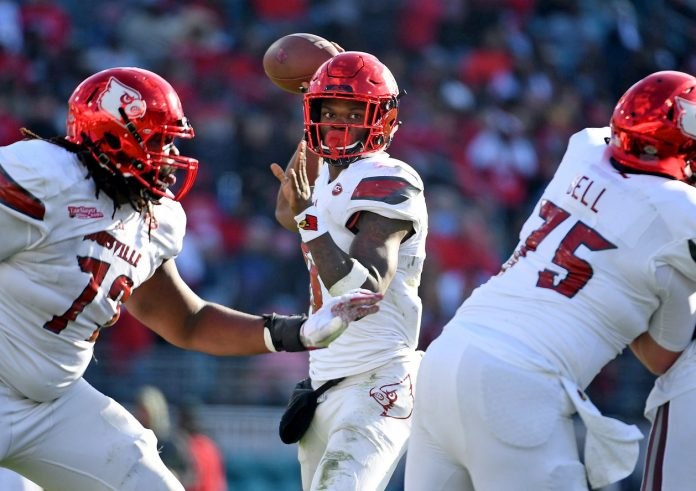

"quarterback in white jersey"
[305,153,426,380]
[273,52,427,490]
[405,71,696,491]
[0,67,382,491]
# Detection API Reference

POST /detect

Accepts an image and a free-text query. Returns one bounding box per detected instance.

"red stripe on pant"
[641,401,669,491]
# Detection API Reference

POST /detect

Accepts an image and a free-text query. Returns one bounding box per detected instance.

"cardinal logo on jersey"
[676,96,696,138]
[98,77,147,126]
[332,183,343,196]
[369,374,414,419]
[298,213,318,231]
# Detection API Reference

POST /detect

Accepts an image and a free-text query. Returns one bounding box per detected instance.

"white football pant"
[0,378,183,491]
[300,351,422,490]
[405,329,588,491]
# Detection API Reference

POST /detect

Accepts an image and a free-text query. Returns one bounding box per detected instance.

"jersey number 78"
[44,256,133,339]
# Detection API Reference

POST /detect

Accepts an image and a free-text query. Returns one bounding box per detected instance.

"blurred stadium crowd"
[1,0,695,488]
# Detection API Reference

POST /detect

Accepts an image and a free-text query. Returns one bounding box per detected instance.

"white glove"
[300,288,382,349]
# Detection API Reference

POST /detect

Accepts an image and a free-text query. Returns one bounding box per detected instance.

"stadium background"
[0,0,694,489]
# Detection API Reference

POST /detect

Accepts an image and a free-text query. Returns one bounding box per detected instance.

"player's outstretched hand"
[300,288,382,349]
[270,140,313,216]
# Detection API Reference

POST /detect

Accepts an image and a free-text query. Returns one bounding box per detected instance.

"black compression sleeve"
[262,313,308,352]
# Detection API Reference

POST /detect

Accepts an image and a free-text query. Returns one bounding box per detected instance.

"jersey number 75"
[500,200,617,298]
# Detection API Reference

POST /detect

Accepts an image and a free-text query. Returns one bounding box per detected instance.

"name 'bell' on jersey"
[0,140,185,402]
[302,152,428,381]
[458,127,696,389]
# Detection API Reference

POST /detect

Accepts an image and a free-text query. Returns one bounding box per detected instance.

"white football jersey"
[645,340,696,418]
[456,128,696,388]
[304,152,428,381]
[0,140,185,402]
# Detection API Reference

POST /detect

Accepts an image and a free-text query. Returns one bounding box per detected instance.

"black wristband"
[262,313,308,352]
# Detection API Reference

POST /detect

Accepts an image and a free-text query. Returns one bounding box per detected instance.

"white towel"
[561,377,644,489]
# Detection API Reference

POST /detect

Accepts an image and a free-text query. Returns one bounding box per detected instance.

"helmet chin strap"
[325,155,362,167]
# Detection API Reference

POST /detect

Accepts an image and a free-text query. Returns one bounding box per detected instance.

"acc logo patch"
[369,374,414,419]
[98,77,147,125]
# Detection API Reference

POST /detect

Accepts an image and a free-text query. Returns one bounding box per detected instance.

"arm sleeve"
[648,264,696,351]
[0,206,43,261]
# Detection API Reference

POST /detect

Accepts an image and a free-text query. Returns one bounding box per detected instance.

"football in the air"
[263,33,340,94]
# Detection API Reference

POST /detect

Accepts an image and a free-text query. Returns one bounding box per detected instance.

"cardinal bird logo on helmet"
[677,97,696,138]
[369,374,414,419]
[97,77,147,125]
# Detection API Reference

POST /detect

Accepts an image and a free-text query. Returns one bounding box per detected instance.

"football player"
[272,52,428,490]
[0,66,382,491]
[638,74,696,491]
[404,70,696,491]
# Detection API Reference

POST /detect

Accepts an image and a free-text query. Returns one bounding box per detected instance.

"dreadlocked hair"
[20,128,150,214]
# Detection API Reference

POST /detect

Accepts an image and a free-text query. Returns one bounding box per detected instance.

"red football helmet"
[610,70,696,181]
[303,51,402,164]
[66,67,198,201]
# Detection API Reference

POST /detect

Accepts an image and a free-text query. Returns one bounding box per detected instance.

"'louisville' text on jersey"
[83,231,142,267]
[566,174,606,213]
